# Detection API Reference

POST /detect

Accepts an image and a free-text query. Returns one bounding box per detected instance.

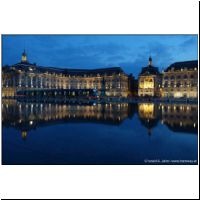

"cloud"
[38,42,130,68]
[179,36,197,50]
[2,35,198,77]
[105,55,126,62]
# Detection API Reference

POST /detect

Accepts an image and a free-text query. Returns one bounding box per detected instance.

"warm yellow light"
[139,78,154,89]
[174,92,182,98]
[22,131,27,139]
[138,103,154,119]
[22,55,27,62]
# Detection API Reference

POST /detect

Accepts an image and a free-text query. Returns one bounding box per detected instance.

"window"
[164,81,168,87]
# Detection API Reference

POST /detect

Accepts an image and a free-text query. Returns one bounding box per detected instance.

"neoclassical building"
[138,57,162,97]
[162,60,198,98]
[2,51,132,98]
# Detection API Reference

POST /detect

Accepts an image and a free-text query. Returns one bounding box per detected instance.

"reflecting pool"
[2,99,198,164]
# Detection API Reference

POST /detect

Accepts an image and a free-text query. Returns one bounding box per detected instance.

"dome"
[140,65,160,75]
[139,57,160,76]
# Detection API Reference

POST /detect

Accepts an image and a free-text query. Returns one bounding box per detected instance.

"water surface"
[2,99,198,164]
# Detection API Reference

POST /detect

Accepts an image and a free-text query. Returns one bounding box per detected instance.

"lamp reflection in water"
[21,131,27,140]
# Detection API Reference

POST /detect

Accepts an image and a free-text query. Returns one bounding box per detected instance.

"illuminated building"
[2,51,132,98]
[138,57,162,97]
[162,60,198,98]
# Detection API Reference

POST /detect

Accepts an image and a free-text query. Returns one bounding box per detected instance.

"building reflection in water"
[2,100,198,139]
[138,102,198,135]
[138,103,161,136]
[2,99,136,139]
[161,103,198,133]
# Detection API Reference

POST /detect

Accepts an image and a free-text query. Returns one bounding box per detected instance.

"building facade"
[2,51,131,98]
[2,52,198,99]
[162,60,198,98]
[138,57,162,97]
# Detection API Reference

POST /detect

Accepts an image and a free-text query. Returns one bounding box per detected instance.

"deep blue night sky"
[2,35,198,77]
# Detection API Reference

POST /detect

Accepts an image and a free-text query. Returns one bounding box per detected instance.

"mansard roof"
[65,67,124,75]
[139,65,161,76]
[165,60,198,72]
[3,62,126,76]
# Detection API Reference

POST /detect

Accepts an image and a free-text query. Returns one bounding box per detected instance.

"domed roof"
[140,65,160,75]
[139,57,161,76]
